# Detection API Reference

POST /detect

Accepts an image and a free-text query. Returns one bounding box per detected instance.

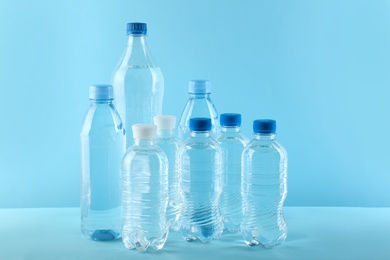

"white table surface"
[1,207,389,260]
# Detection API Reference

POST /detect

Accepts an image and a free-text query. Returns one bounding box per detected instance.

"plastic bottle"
[80,84,125,241]
[153,115,181,231]
[177,117,224,243]
[121,124,169,252]
[178,80,218,141]
[113,22,164,147]
[216,113,248,233]
[241,119,288,248]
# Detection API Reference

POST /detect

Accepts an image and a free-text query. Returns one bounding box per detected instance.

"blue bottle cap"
[89,84,113,100]
[189,80,211,94]
[189,117,212,132]
[253,119,276,134]
[220,113,241,127]
[127,22,147,35]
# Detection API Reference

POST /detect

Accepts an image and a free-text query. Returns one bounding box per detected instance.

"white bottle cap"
[132,124,157,139]
[153,115,177,130]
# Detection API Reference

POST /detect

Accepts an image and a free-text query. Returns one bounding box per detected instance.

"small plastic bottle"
[80,84,125,241]
[178,80,218,141]
[241,119,288,248]
[178,117,224,243]
[153,115,181,231]
[216,113,248,233]
[121,124,169,252]
[112,22,164,147]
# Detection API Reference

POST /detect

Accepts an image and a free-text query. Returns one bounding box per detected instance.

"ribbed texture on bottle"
[121,150,169,252]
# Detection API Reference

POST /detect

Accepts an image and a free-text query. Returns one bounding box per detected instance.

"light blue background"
[0,0,389,208]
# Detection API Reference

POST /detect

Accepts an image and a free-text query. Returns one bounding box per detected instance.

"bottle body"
[113,26,164,147]
[121,137,169,252]
[216,126,248,233]
[178,130,224,243]
[80,99,125,241]
[156,130,181,231]
[241,133,288,248]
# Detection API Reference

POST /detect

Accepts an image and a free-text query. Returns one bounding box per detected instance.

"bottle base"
[82,229,121,241]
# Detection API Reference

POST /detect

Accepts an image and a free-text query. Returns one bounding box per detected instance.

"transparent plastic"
[178,129,224,243]
[216,125,248,233]
[179,93,218,141]
[121,129,169,252]
[155,127,180,231]
[80,95,125,241]
[113,26,164,147]
[241,132,288,248]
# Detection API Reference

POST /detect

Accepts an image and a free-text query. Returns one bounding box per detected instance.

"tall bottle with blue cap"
[241,119,288,248]
[80,84,125,241]
[178,80,218,141]
[113,22,164,147]
[177,117,224,243]
[216,113,248,233]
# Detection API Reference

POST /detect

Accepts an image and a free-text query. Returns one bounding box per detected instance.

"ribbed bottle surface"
[156,137,181,231]
[121,143,169,252]
[241,136,287,248]
[216,128,248,233]
[80,102,125,241]
[178,134,224,243]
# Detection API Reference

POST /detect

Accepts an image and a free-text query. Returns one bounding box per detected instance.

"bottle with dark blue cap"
[241,119,288,248]
[178,80,218,141]
[177,117,224,243]
[113,22,164,148]
[216,113,248,233]
[80,84,125,241]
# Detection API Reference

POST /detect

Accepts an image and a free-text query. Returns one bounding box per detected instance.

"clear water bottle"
[241,119,288,248]
[113,22,164,147]
[121,124,169,252]
[216,113,248,233]
[153,115,181,231]
[178,118,224,243]
[178,80,218,141]
[80,84,125,241]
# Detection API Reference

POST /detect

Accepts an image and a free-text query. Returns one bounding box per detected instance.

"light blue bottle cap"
[189,117,212,131]
[189,80,211,94]
[127,22,147,35]
[253,119,276,134]
[220,113,241,127]
[89,84,113,100]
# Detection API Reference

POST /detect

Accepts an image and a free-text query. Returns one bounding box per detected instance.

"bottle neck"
[189,93,210,99]
[133,138,156,147]
[254,133,276,141]
[90,99,112,105]
[190,131,210,138]
[157,129,176,139]
[221,126,241,133]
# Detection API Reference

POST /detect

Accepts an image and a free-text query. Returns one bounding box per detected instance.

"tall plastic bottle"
[178,80,218,141]
[216,113,248,233]
[80,84,125,241]
[121,124,169,252]
[178,118,224,243]
[153,115,181,231]
[113,22,164,147]
[241,119,288,248]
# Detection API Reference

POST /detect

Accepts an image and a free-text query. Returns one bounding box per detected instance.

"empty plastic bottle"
[153,115,181,231]
[113,22,164,147]
[178,80,218,141]
[80,84,125,241]
[216,113,248,233]
[241,119,288,248]
[178,118,224,243]
[121,124,169,252]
